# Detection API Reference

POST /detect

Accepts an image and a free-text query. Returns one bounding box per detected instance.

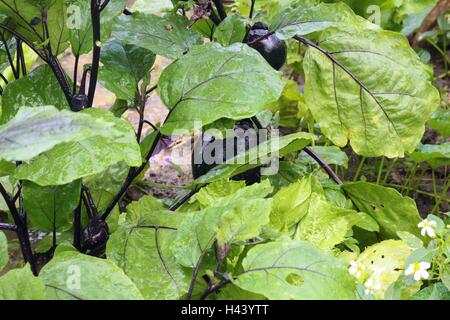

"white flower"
[348,260,365,279]
[405,262,431,281]
[150,153,170,170]
[418,219,437,238]
[364,278,381,295]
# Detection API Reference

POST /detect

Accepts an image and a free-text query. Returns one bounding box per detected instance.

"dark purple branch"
[212,0,227,20]
[87,0,101,107]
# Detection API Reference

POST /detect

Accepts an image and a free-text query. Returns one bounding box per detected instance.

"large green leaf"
[343,182,422,239]
[14,108,142,186]
[0,0,69,54]
[303,25,439,157]
[234,240,356,299]
[39,250,143,300]
[22,180,81,232]
[158,43,284,134]
[0,106,120,162]
[107,196,190,300]
[98,39,156,100]
[112,12,203,59]
[0,265,46,300]
[296,193,362,250]
[192,132,314,184]
[172,182,273,268]
[0,65,69,124]
[0,231,7,270]
[66,0,127,55]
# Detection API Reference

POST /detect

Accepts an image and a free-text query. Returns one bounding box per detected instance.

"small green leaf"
[98,39,156,100]
[213,14,247,46]
[22,180,81,232]
[428,108,450,138]
[343,182,422,239]
[296,193,362,250]
[299,146,349,168]
[67,0,127,55]
[410,143,450,169]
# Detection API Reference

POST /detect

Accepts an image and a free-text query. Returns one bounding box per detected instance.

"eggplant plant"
[0,0,448,300]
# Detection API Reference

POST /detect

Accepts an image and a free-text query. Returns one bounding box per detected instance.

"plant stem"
[353,157,366,182]
[212,0,227,20]
[303,147,343,185]
[0,183,36,275]
[0,223,17,231]
[382,158,397,184]
[73,199,82,250]
[73,54,80,94]
[87,0,101,107]
[249,0,256,19]
[376,156,385,184]
[431,178,450,213]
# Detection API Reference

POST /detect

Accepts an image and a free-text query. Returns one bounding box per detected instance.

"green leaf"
[0,231,7,270]
[0,106,119,162]
[106,196,190,300]
[0,160,14,177]
[213,14,247,46]
[428,108,450,138]
[112,12,203,59]
[410,143,450,169]
[14,108,142,186]
[303,25,440,157]
[66,0,127,55]
[0,65,69,124]
[131,0,173,14]
[172,182,273,268]
[356,240,416,299]
[343,182,422,239]
[193,132,314,184]
[158,43,284,134]
[22,180,81,232]
[0,265,46,300]
[0,0,69,55]
[39,250,143,300]
[269,1,354,40]
[410,282,450,300]
[270,175,315,232]
[296,193,362,250]
[188,179,246,209]
[98,39,156,100]
[234,240,356,299]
